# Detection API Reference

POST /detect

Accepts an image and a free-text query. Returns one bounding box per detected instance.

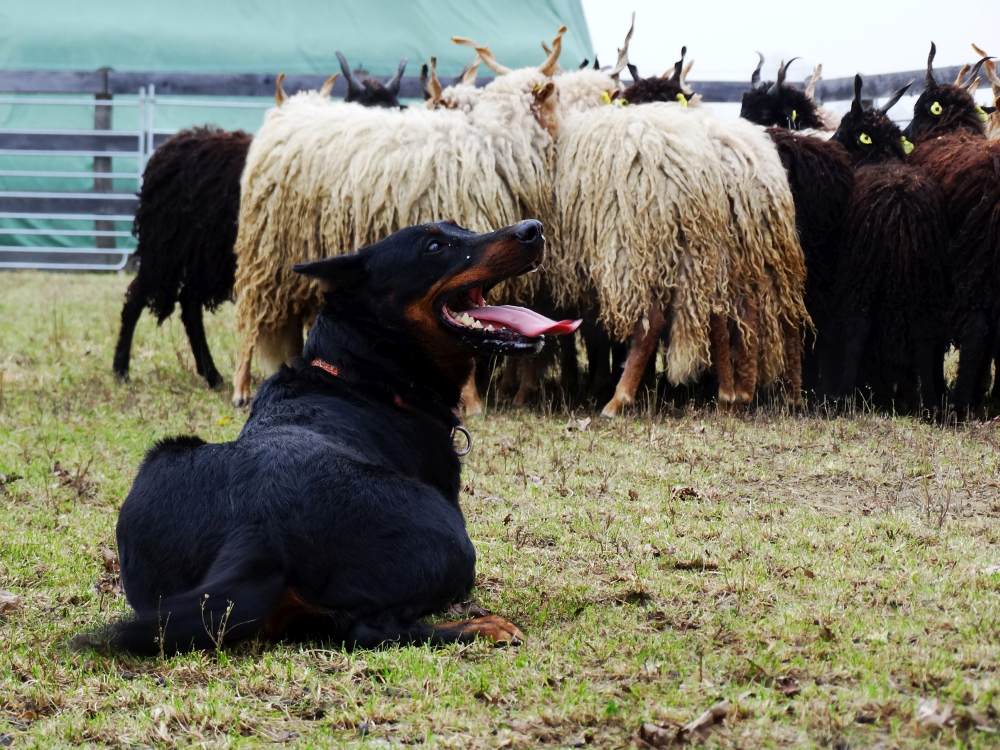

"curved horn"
[627,62,640,82]
[319,73,339,97]
[751,51,765,88]
[460,55,481,86]
[386,58,407,95]
[336,51,363,94]
[669,46,687,82]
[851,73,864,115]
[680,58,694,95]
[452,37,512,75]
[426,57,443,106]
[804,63,822,100]
[880,79,912,114]
[965,76,982,95]
[926,42,937,87]
[954,63,970,86]
[578,58,589,69]
[610,12,635,80]
[538,25,566,75]
[274,73,287,106]
[972,45,1000,92]
[776,56,800,88]
[964,56,992,87]
[593,55,600,70]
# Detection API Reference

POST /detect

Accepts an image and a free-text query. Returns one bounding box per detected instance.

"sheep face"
[833,75,911,166]
[905,43,988,142]
[740,85,821,130]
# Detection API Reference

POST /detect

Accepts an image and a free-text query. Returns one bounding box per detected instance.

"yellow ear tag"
[859,132,872,145]
[615,97,629,107]
[901,136,914,155]
[676,92,688,107]
[600,91,612,105]
[976,105,989,122]
[930,101,943,116]
[791,109,798,122]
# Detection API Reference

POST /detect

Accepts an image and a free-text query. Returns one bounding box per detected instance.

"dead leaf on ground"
[0,590,21,615]
[776,675,801,697]
[671,486,701,502]
[681,700,731,739]
[94,547,123,597]
[52,459,98,500]
[916,698,954,730]
[670,558,719,572]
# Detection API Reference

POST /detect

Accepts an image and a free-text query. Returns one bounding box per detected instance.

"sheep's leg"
[461,364,483,417]
[600,307,666,418]
[512,359,541,407]
[733,298,760,405]
[112,277,145,383]
[179,289,222,389]
[257,316,303,376]
[781,320,803,406]
[232,338,255,408]
[582,321,612,403]
[709,313,735,406]
[558,333,579,404]
[953,313,992,418]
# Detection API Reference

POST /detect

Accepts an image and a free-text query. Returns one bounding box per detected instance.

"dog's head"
[295,220,580,374]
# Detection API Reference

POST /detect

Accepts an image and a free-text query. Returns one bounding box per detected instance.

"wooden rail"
[0,65,979,103]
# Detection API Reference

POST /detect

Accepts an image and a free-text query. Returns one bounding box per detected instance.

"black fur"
[823,75,950,415]
[113,78,406,389]
[96,220,546,655]
[740,58,824,131]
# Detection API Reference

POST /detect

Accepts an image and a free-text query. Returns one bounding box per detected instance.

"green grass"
[1,271,998,748]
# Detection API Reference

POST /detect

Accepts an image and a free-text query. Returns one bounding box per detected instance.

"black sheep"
[738,57,855,395]
[904,44,999,416]
[823,75,950,415]
[113,64,406,387]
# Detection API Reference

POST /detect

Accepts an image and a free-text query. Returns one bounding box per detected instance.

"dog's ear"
[293,253,367,291]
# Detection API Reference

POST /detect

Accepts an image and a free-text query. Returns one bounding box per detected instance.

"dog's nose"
[513,220,542,244]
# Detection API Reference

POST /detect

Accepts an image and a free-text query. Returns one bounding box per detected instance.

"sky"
[580,0,1000,92]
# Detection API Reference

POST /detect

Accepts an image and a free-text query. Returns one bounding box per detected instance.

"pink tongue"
[467,305,582,337]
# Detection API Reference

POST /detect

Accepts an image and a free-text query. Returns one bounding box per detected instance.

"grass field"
[0,271,998,748]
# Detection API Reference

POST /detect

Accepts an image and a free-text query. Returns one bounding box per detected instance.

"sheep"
[230,35,566,407]
[739,55,838,131]
[606,50,811,409]
[904,44,999,415]
[821,75,950,415]
[971,44,1000,138]
[113,64,407,388]
[337,53,407,107]
[731,55,856,396]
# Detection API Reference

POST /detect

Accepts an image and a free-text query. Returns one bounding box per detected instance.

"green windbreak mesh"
[0,1,593,252]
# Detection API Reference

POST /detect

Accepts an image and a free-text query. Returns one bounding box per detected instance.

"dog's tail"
[92,533,285,656]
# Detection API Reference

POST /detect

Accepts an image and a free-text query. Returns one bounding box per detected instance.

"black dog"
[96,220,579,655]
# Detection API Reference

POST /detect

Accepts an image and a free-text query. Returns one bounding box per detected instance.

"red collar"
[309,357,471,455]
[310,358,340,378]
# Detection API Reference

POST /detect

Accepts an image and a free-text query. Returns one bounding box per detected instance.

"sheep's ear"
[293,253,367,290]
[533,80,556,103]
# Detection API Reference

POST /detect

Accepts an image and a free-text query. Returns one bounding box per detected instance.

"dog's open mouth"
[439,284,580,348]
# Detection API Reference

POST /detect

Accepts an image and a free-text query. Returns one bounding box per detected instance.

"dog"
[91,220,580,655]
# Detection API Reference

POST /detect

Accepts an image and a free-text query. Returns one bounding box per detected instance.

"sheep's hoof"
[600,396,627,418]
[204,371,224,390]
[112,369,129,384]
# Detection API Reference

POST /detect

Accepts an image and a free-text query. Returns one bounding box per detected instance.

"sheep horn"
[452,37,512,75]
[627,63,640,82]
[542,41,552,55]
[538,25,566,76]
[319,73,339,98]
[926,42,937,87]
[425,57,443,107]
[776,57,800,88]
[964,56,992,87]
[851,73,864,115]
[593,55,600,70]
[669,46,687,82]
[804,63,822,100]
[274,73,287,106]
[680,58,694,95]
[965,76,982,95]
[973,47,1000,92]
[609,12,635,80]
[578,58,589,69]
[460,55,481,86]
[386,58,407,96]
[336,51,364,95]
[880,79,912,114]
[750,51,765,88]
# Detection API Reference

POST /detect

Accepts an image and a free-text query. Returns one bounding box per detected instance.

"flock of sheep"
[110,18,1000,421]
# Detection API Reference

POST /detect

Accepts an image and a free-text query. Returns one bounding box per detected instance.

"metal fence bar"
[0,212,134,222]
[0,169,138,179]
[0,227,132,237]
[0,149,139,158]
[0,246,135,255]
[0,259,130,271]
[0,191,138,200]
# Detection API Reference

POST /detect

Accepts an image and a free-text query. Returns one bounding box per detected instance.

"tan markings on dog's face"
[403,236,530,369]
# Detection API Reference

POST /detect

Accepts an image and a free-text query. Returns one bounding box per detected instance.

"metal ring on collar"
[451,425,472,456]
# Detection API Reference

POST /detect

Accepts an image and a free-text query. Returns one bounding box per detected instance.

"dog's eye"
[425,242,442,255]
